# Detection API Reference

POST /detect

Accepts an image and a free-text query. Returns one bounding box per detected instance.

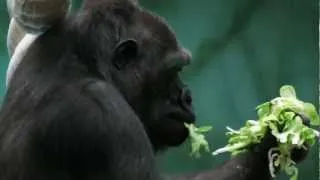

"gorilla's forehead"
[138,11,178,49]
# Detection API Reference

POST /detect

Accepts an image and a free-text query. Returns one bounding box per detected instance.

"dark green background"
[0,0,318,179]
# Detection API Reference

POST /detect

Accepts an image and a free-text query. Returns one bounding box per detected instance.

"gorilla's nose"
[178,87,195,123]
[179,87,193,109]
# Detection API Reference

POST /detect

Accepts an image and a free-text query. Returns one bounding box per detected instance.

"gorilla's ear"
[112,39,138,69]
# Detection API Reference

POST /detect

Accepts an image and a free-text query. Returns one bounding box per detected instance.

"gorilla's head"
[78,0,195,151]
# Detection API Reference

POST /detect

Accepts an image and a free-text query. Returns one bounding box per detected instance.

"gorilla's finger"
[293,112,310,126]
[291,145,309,163]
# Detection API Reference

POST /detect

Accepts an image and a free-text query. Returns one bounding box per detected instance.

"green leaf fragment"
[256,102,272,118]
[280,85,297,98]
[303,103,320,126]
[185,123,212,158]
[197,126,213,133]
[285,165,298,180]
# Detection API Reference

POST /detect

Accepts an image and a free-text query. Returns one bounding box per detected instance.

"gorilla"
[0,0,310,180]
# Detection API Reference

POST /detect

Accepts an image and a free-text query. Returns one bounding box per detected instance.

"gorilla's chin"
[148,112,195,152]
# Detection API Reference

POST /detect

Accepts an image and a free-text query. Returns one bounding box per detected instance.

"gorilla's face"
[106,9,195,151]
[141,47,195,150]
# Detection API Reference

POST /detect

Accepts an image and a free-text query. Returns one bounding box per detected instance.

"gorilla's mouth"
[166,111,195,124]
[151,86,196,148]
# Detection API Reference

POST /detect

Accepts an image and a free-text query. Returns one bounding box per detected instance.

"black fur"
[0,0,308,180]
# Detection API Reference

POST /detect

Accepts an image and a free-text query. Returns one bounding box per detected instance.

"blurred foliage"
[142,0,318,179]
[0,0,318,179]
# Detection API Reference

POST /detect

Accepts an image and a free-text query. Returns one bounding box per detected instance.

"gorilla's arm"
[170,131,308,180]
[171,150,271,180]
[84,81,160,179]
[33,80,161,180]
[7,19,26,57]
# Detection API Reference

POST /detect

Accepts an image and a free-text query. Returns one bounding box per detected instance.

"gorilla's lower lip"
[167,111,195,124]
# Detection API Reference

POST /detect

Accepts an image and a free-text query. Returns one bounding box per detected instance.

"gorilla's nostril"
[180,88,192,106]
[185,93,192,105]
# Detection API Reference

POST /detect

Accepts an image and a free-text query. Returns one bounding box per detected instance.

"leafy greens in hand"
[212,85,320,180]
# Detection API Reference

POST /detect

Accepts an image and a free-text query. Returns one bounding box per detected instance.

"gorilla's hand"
[252,112,313,172]
[7,0,72,33]
[6,0,72,57]
[289,113,312,163]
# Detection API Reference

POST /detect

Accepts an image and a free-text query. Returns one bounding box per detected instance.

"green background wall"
[0,0,318,179]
